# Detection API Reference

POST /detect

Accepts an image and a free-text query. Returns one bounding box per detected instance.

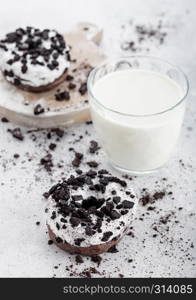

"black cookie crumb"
[86,120,92,125]
[49,143,56,151]
[34,104,45,115]
[101,231,113,242]
[55,90,70,101]
[8,128,24,141]
[74,238,85,246]
[68,82,76,90]
[107,245,119,253]
[87,161,99,168]
[72,152,83,168]
[56,237,63,243]
[91,255,102,266]
[1,117,9,122]
[78,82,87,95]
[89,140,100,154]
[52,128,64,138]
[40,153,53,172]
[66,75,74,81]
[139,190,166,206]
[75,255,84,264]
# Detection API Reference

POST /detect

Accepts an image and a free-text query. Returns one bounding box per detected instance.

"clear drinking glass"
[87,56,189,174]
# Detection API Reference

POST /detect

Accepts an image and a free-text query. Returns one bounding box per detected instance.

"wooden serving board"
[0,23,105,128]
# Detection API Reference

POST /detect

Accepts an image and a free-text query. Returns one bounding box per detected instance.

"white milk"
[90,69,185,172]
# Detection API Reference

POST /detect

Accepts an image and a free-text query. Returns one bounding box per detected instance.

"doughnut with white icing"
[45,169,137,255]
[0,27,70,92]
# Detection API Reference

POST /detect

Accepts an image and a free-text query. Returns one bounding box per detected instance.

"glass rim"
[87,55,189,118]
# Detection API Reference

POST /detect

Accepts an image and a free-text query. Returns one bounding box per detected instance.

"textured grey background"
[0,0,195,277]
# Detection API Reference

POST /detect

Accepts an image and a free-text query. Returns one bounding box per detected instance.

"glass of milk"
[87,56,189,174]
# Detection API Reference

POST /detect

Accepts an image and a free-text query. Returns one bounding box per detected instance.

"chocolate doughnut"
[45,169,137,256]
[0,26,71,92]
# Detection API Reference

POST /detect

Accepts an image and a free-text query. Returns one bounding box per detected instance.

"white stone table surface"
[0,0,195,277]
